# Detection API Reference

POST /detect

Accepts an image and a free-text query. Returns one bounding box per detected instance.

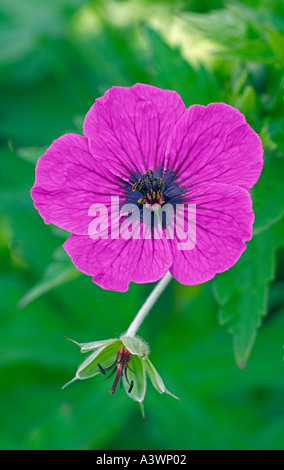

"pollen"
[132,170,164,206]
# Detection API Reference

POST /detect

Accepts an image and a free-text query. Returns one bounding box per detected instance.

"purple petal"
[165,102,263,190]
[31,134,125,235]
[169,182,254,285]
[63,226,172,292]
[83,83,186,180]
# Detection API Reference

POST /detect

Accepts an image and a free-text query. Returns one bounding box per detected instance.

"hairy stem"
[125,271,173,337]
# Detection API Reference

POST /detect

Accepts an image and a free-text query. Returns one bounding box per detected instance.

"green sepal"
[123,354,146,402]
[63,340,121,388]
[139,402,145,419]
[64,334,180,418]
[120,335,150,359]
[144,358,180,401]
[66,336,119,353]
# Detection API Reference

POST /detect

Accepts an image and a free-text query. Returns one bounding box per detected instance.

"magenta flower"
[31,84,263,292]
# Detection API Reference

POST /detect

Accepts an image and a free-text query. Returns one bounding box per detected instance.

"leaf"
[16,146,47,165]
[252,154,284,234]
[213,218,284,368]
[18,247,81,308]
[267,30,284,60]
[142,25,220,106]
[214,40,276,63]
[267,118,284,154]
[182,4,284,64]
[182,8,247,43]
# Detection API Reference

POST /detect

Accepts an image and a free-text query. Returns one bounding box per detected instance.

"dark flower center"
[98,346,134,395]
[132,169,164,206]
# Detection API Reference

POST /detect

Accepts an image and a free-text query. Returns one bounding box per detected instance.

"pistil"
[98,346,134,394]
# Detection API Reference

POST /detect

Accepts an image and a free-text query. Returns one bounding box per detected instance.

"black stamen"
[124,367,131,385]
[97,363,106,375]
[103,367,116,381]
[100,346,135,396]
[132,170,164,206]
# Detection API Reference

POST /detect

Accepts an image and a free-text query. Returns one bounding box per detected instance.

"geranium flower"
[31,84,263,291]
[63,335,179,417]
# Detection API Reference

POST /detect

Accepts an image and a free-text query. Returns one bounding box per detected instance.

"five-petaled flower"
[31,84,263,291]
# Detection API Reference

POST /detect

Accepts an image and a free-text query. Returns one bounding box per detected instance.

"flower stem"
[125,271,173,337]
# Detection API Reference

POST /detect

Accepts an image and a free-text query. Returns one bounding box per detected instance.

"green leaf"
[142,25,219,106]
[232,85,259,124]
[16,146,47,165]
[182,4,284,64]
[267,30,284,60]
[214,40,276,63]
[213,218,284,368]
[252,154,284,234]
[266,118,284,154]
[182,9,247,43]
[18,247,80,308]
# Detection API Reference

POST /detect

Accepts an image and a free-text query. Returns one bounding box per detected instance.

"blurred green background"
[0,0,284,450]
